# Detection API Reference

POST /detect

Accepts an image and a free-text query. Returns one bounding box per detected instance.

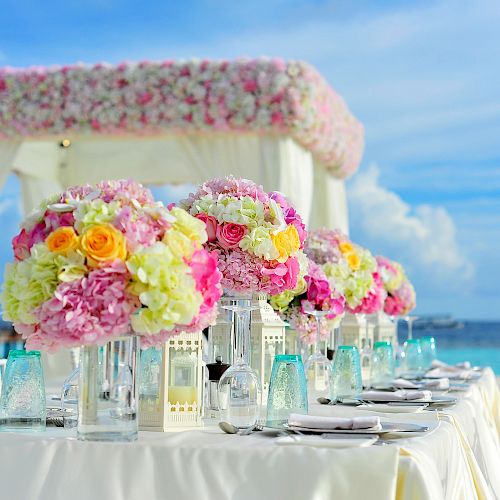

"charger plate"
[267,421,429,435]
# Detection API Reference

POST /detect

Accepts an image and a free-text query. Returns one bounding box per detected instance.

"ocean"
[398,320,500,374]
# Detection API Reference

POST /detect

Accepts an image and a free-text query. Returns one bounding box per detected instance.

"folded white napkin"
[393,378,449,391]
[426,367,472,380]
[361,389,432,402]
[424,378,450,390]
[288,413,381,430]
[431,359,471,371]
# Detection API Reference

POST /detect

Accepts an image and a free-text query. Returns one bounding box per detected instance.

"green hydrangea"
[127,242,202,334]
[2,244,88,324]
[74,199,121,232]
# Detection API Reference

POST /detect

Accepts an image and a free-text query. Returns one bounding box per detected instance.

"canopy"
[0,59,364,232]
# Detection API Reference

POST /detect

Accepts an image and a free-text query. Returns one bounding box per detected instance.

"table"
[0,369,499,500]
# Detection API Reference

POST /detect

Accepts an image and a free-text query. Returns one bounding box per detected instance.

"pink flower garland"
[0,59,364,178]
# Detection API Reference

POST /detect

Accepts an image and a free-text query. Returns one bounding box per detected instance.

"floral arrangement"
[376,256,416,316]
[269,259,345,344]
[304,228,377,311]
[2,179,222,351]
[180,176,307,296]
[0,59,363,178]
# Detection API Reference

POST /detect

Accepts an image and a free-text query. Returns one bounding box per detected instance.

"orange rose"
[80,224,126,267]
[46,227,79,254]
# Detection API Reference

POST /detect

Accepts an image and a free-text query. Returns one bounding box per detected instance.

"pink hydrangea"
[348,272,386,315]
[304,228,346,265]
[27,261,139,351]
[286,307,332,345]
[114,206,159,250]
[182,176,270,208]
[384,280,416,316]
[376,255,398,277]
[210,245,263,293]
[61,179,155,206]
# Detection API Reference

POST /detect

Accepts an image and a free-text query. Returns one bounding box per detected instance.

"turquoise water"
[438,348,500,374]
[398,320,500,374]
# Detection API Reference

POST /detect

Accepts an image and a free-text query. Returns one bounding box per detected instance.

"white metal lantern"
[371,312,397,345]
[339,313,375,348]
[250,295,287,398]
[139,331,203,431]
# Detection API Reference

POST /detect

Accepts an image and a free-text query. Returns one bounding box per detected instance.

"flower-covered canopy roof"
[0,59,364,178]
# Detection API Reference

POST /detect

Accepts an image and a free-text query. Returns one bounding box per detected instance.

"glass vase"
[218,294,262,429]
[78,335,139,442]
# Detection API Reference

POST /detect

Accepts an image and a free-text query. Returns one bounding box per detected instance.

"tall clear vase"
[78,334,139,442]
[359,314,374,388]
[218,295,261,429]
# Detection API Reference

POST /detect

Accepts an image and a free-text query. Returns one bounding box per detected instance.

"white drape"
[0,134,323,222]
[310,161,349,234]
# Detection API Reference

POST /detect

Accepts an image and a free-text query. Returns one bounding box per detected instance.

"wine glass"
[218,296,262,429]
[404,315,419,340]
[302,309,333,400]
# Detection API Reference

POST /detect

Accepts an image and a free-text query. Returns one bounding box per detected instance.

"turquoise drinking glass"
[0,350,46,431]
[403,339,424,379]
[266,354,308,424]
[371,341,395,389]
[420,336,437,370]
[329,346,362,401]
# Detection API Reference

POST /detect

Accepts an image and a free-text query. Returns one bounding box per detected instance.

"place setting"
[0,5,499,497]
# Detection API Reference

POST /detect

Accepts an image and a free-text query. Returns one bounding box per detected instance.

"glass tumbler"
[0,350,46,431]
[420,336,437,370]
[266,354,308,424]
[403,339,424,379]
[329,346,362,402]
[371,341,395,389]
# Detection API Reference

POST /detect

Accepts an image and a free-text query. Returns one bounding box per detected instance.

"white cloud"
[347,165,474,289]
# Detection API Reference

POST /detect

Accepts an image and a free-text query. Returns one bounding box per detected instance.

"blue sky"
[0,0,499,319]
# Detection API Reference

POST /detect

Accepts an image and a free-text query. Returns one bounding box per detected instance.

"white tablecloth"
[0,369,499,500]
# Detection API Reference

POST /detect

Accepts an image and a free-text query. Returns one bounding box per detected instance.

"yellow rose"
[339,242,354,255]
[80,223,127,267]
[46,227,79,255]
[272,224,301,263]
[346,252,361,270]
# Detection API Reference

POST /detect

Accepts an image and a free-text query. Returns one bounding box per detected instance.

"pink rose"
[12,229,31,261]
[216,223,246,250]
[195,213,218,243]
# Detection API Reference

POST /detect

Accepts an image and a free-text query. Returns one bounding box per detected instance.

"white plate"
[357,403,429,413]
[283,421,429,435]
[276,434,377,448]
